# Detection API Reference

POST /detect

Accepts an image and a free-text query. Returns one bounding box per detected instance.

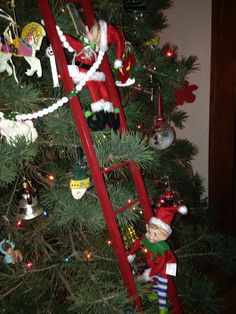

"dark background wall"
[209,0,236,235]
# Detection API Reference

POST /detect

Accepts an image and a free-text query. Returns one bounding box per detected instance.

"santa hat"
[149,205,188,235]
[99,20,125,69]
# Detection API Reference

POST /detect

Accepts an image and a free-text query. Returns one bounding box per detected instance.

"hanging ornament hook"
[7,0,19,38]
[156,93,164,122]
[149,88,176,150]
[76,146,85,167]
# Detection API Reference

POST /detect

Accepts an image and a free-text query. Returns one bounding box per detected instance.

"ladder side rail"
[77,2,183,312]
[168,277,184,314]
[38,1,142,311]
[78,0,128,131]
[129,162,153,222]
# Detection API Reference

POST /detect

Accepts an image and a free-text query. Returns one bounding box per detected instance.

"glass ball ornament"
[149,121,175,150]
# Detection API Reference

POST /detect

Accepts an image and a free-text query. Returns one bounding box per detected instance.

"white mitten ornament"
[140,268,153,282]
[127,253,136,263]
[0,118,38,145]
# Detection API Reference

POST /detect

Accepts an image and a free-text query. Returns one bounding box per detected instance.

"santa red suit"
[65,20,125,130]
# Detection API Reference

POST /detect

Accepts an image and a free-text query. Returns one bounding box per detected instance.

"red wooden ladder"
[38,1,183,312]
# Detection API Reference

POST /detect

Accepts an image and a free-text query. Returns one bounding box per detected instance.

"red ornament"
[135,83,142,91]
[175,81,198,106]
[116,53,136,87]
[157,189,180,208]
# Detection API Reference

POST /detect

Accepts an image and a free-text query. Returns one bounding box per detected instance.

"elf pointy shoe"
[159,307,168,314]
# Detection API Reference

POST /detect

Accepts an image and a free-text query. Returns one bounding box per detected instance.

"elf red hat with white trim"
[149,205,188,235]
[99,20,125,69]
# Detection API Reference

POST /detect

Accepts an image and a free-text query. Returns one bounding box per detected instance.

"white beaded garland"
[57,29,63,36]
[51,103,59,110]
[42,108,49,115]
[80,79,86,86]
[37,111,44,118]
[48,107,54,113]
[62,97,69,103]
[76,84,82,91]
[57,100,63,107]
[26,114,33,120]
[32,112,38,119]
[20,114,27,121]
[63,42,70,49]
[60,35,66,42]
[68,47,75,53]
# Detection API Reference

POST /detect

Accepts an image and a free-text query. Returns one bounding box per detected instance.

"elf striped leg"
[152,274,168,310]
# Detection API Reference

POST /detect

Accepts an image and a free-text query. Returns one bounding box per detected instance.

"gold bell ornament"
[17,180,44,220]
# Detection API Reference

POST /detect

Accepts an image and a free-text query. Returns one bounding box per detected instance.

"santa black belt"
[75,62,91,70]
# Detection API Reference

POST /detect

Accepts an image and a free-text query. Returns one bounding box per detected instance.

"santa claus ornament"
[115,41,137,87]
[57,11,126,131]
[127,205,188,313]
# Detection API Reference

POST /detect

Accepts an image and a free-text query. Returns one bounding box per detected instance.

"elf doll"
[127,205,187,313]
[64,19,125,131]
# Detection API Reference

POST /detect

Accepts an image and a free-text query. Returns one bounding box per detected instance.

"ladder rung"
[101,161,130,174]
[113,198,140,216]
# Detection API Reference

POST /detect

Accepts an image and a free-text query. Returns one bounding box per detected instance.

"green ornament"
[70,164,90,200]
[68,88,77,99]
[5,112,17,121]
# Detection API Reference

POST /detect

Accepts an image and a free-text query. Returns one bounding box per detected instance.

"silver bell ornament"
[149,94,175,150]
[17,180,44,220]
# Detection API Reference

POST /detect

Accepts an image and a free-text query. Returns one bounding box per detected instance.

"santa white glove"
[114,59,123,69]
[0,118,38,145]
[139,268,153,282]
[127,253,136,263]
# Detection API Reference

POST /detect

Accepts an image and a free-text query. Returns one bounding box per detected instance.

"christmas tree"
[0,0,235,313]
